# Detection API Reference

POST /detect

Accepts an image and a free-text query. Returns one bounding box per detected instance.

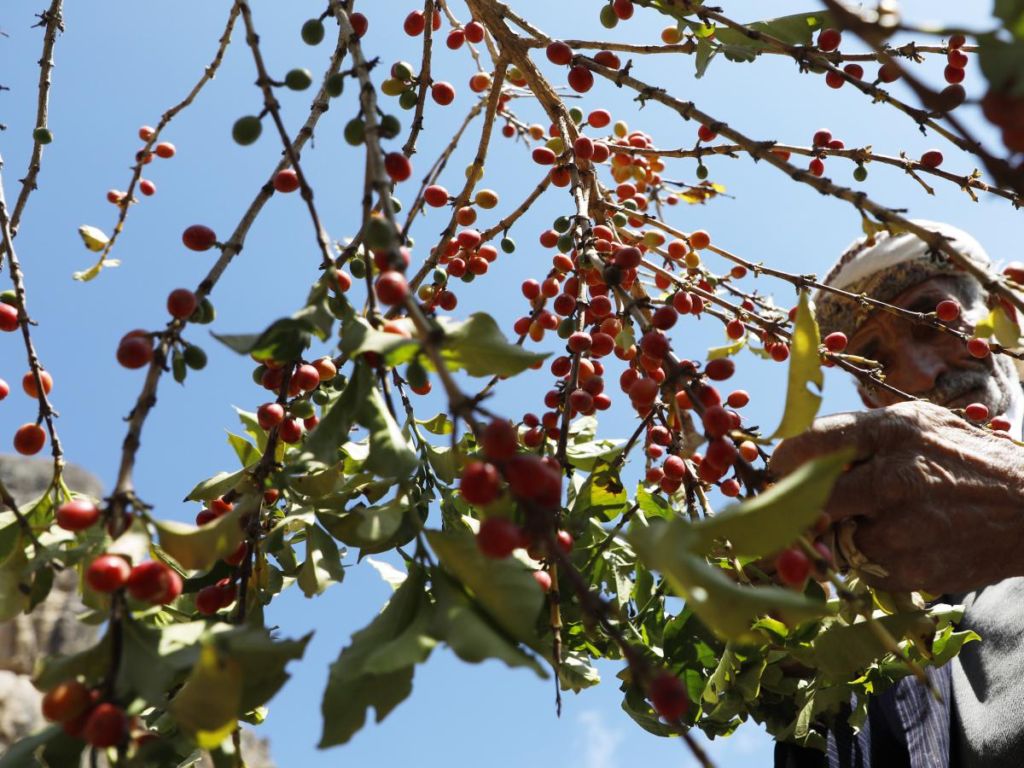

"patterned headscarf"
[814,219,992,340]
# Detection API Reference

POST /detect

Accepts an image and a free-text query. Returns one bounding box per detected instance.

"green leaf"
[429,574,547,677]
[687,449,853,558]
[416,413,453,435]
[569,462,629,524]
[690,12,830,52]
[565,438,626,471]
[226,431,260,467]
[118,620,205,705]
[773,291,823,439]
[636,484,676,521]
[559,650,602,693]
[694,37,718,78]
[303,361,372,465]
[184,466,251,503]
[813,612,928,677]
[220,626,311,713]
[357,387,419,479]
[0,725,84,768]
[34,634,111,691]
[930,627,980,667]
[979,34,1024,94]
[156,496,254,570]
[212,296,331,360]
[708,336,746,359]
[318,495,408,549]
[630,521,831,642]
[436,313,548,377]
[0,546,30,622]
[426,529,544,647]
[297,524,346,597]
[995,0,1024,37]
[320,567,434,747]
[976,305,1022,347]
[425,443,459,484]
[170,644,243,748]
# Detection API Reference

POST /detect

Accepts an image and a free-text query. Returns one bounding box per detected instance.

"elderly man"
[772,221,1024,768]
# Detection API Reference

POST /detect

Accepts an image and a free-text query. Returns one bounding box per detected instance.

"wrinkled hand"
[771,401,1024,594]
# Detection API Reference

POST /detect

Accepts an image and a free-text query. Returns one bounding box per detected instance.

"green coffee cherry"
[349,257,367,279]
[432,268,448,284]
[253,365,268,385]
[622,199,638,211]
[612,212,628,227]
[325,73,345,98]
[312,389,331,406]
[183,345,208,370]
[406,358,428,390]
[344,118,366,146]
[500,236,516,254]
[695,164,709,180]
[301,19,326,45]
[364,218,395,250]
[380,114,402,140]
[557,233,575,253]
[285,68,314,91]
[0,290,17,306]
[569,107,584,125]
[398,90,419,110]
[172,350,187,384]
[232,116,263,146]
[460,271,475,284]
[553,216,571,233]
[557,318,575,339]
[32,127,53,145]
[599,5,619,28]
[392,61,415,81]
[289,399,315,419]
[381,78,407,97]
[853,165,868,182]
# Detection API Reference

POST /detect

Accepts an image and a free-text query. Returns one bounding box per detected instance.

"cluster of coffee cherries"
[41,679,133,748]
[1,292,56,456]
[250,356,337,442]
[459,419,570,590]
[107,125,176,204]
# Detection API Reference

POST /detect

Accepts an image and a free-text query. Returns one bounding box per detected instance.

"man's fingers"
[822,461,881,523]
[770,410,880,478]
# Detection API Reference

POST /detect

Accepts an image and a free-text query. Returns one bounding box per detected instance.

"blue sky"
[0,1,1017,766]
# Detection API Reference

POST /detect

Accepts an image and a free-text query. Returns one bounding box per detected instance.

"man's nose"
[890,338,949,395]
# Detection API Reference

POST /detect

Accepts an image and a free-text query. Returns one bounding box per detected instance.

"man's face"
[847,275,1018,414]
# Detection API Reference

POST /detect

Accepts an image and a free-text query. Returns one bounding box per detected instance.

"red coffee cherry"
[546,40,573,65]
[878,62,901,83]
[727,390,750,408]
[167,288,198,319]
[431,82,456,106]
[776,547,811,586]
[705,358,735,381]
[117,335,154,369]
[14,423,46,455]
[22,370,53,399]
[461,462,500,506]
[0,379,9,401]
[482,419,519,462]
[42,680,92,723]
[949,33,966,50]
[182,224,217,251]
[86,554,131,593]
[84,703,129,748]
[273,169,300,193]
[196,584,228,615]
[568,66,594,93]
[702,405,733,438]
[424,185,449,207]
[574,136,594,160]
[294,364,321,392]
[823,331,848,352]
[936,299,960,322]
[843,63,864,80]
[375,271,409,305]
[990,416,1012,431]
[56,499,101,531]
[404,10,426,35]
[224,541,248,566]
[0,303,19,331]
[648,671,689,721]
[920,150,944,168]
[350,12,368,37]
[967,337,990,358]
[944,64,965,84]
[532,570,552,591]
[384,152,413,182]
[127,560,182,604]
[965,402,989,421]
[257,403,285,430]
[817,28,842,52]
[465,20,484,43]
[446,29,465,49]
[139,179,156,196]
[476,517,521,558]
[279,418,303,444]
[154,142,175,159]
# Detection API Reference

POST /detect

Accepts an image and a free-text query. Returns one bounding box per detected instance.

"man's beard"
[922,354,1018,416]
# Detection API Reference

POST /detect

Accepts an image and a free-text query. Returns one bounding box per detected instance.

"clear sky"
[0,1,1016,766]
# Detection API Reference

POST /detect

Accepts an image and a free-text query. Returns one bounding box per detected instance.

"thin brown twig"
[71,3,241,281]
[402,0,435,157]
[1,0,63,268]
[0,155,65,479]
[238,1,334,270]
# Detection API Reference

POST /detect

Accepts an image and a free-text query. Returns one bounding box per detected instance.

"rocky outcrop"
[0,456,274,766]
